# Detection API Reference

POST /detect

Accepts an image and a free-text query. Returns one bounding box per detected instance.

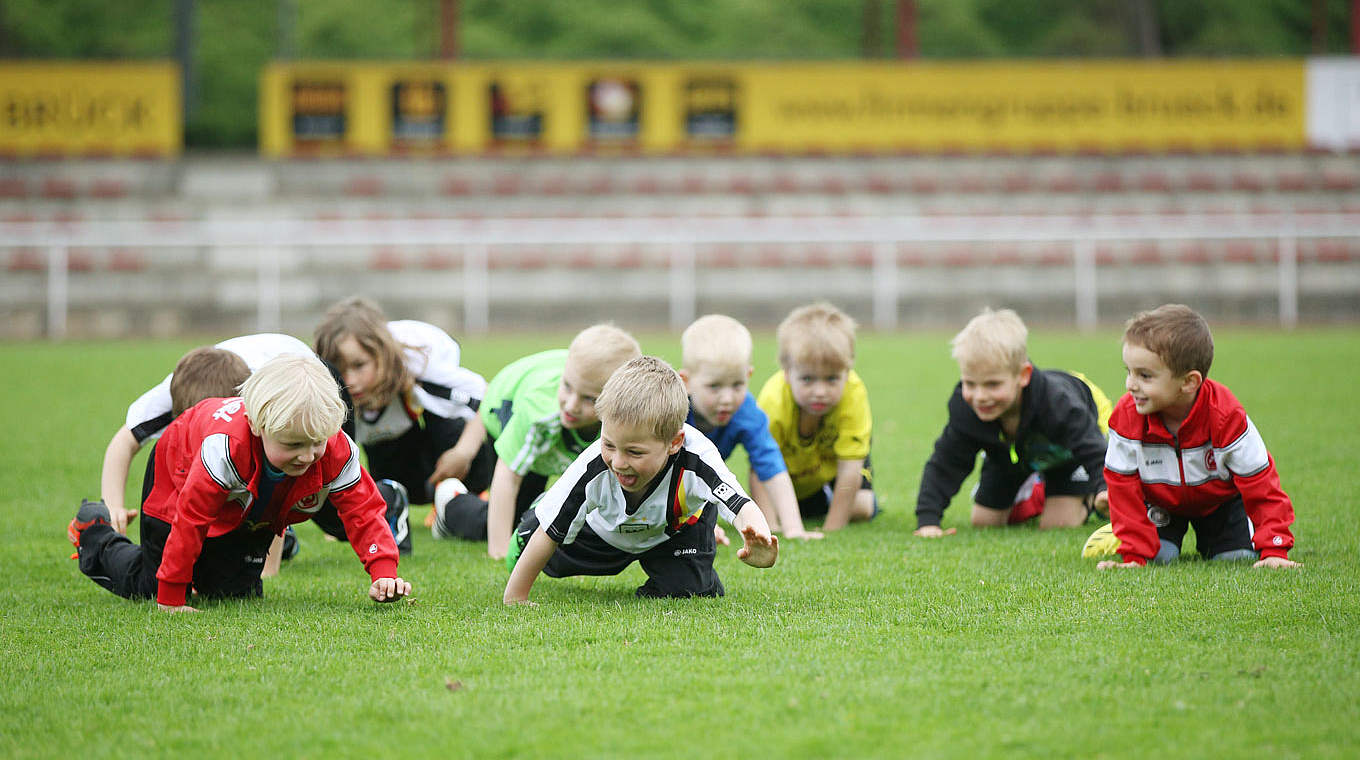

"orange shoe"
[67,499,111,558]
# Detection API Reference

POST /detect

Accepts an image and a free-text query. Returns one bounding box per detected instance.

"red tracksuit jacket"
[1103,379,1295,566]
[144,396,399,606]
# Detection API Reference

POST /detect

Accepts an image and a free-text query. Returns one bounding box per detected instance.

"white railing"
[3,213,1357,338]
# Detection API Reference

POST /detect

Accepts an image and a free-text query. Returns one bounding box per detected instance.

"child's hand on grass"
[783,528,824,540]
[736,525,778,568]
[1254,556,1302,569]
[1097,560,1141,570]
[158,603,199,613]
[370,577,411,602]
[913,525,956,538]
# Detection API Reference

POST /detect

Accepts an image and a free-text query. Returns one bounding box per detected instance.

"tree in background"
[0,0,1351,148]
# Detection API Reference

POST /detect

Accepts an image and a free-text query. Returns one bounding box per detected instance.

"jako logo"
[673,547,698,556]
[213,398,243,422]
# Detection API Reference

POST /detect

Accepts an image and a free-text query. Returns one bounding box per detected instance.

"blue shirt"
[686,391,788,482]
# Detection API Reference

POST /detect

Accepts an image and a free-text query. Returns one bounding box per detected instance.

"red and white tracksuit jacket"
[144,396,399,606]
[1103,379,1295,566]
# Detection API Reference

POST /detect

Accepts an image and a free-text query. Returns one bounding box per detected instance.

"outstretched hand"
[714,524,730,546]
[1254,556,1302,569]
[370,577,411,602]
[736,525,778,568]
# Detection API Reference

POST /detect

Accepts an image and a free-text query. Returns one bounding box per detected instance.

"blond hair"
[240,354,347,441]
[776,302,856,371]
[681,314,752,373]
[950,308,1030,374]
[313,296,413,409]
[595,356,690,441]
[566,323,642,385]
[1123,304,1214,377]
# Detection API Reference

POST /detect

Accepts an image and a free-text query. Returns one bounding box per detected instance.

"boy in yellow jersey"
[756,303,875,532]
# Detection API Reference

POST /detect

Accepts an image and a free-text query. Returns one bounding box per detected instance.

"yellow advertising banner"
[0,62,181,157]
[260,59,1306,157]
[742,60,1304,153]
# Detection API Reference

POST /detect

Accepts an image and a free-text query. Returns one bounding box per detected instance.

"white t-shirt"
[125,333,312,444]
[533,425,752,554]
[352,320,486,446]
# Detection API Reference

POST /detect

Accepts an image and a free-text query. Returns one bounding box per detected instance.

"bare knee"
[1037,495,1088,529]
[970,503,1009,527]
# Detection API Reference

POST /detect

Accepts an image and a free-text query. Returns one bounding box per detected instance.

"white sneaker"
[431,477,468,539]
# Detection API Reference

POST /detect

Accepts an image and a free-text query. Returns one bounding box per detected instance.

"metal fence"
[3,213,1357,338]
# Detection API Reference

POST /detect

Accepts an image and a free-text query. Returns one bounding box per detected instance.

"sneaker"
[67,499,112,558]
[430,477,468,540]
[378,479,412,556]
[281,525,300,561]
[1081,522,1121,558]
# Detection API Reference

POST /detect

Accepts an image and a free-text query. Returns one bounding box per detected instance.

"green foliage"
[1,326,1358,758]
[0,0,1350,146]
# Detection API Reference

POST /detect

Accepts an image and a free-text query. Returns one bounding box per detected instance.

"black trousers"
[1154,496,1255,558]
[77,513,274,602]
[514,505,724,598]
[435,470,547,542]
[312,415,497,540]
[366,415,497,504]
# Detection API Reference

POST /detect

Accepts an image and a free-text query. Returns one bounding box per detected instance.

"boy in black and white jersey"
[503,357,778,604]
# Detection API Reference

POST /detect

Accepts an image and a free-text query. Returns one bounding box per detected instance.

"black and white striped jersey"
[533,425,753,554]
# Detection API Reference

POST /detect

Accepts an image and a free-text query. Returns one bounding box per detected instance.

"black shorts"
[1150,496,1255,558]
[796,454,876,519]
[513,506,724,598]
[973,451,1099,511]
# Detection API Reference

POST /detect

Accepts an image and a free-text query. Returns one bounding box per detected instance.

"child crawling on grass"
[70,354,410,611]
[503,356,777,604]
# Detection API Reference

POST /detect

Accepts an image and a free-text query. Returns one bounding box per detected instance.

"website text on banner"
[259,60,1306,157]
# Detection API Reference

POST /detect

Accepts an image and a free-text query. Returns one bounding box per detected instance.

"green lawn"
[2,327,1356,759]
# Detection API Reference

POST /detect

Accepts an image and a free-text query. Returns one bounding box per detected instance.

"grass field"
[2,327,1358,759]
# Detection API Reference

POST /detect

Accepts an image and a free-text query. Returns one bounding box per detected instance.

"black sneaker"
[281,525,300,561]
[378,479,412,556]
[67,499,112,558]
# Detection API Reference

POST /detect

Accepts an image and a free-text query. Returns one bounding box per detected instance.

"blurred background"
[1,0,1357,338]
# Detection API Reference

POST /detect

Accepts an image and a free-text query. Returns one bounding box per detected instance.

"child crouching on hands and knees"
[914,308,1111,537]
[503,357,777,605]
[69,354,411,611]
[1100,304,1299,570]
[756,302,876,533]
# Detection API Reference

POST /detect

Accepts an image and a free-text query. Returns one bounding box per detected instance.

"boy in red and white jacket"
[1100,304,1299,570]
[70,354,411,611]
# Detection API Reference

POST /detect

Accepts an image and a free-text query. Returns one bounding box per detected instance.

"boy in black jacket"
[914,309,1111,536]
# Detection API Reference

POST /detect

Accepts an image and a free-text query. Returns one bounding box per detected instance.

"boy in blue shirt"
[679,314,821,541]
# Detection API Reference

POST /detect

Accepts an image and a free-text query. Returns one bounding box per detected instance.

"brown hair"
[776,301,856,372]
[313,296,413,409]
[595,356,690,442]
[1122,304,1214,377]
[170,347,251,417]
